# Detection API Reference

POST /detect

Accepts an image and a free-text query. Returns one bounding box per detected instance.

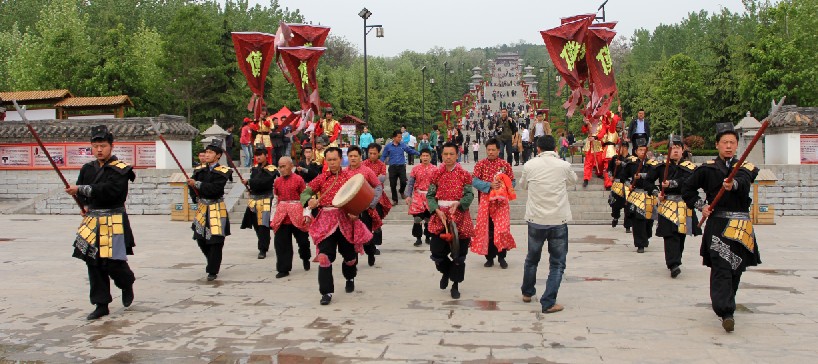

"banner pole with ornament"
[231,32,277,121]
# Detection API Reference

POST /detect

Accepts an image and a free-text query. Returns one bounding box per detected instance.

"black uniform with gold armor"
[607,149,632,231]
[72,125,136,320]
[623,154,658,250]
[650,154,701,275]
[240,147,279,257]
[682,153,760,323]
[190,140,233,280]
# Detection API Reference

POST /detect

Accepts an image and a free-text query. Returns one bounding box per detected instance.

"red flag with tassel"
[231,32,276,120]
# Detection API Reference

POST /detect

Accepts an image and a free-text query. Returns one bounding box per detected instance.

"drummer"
[426,142,475,299]
[300,147,373,306]
[362,143,393,255]
[404,148,436,247]
[345,145,384,267]
[271,156,312,278]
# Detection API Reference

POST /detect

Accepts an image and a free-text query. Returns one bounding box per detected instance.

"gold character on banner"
[596,45,613,75]
[298,61,309,88]
[560,41,583,71]
[246,50,262,77]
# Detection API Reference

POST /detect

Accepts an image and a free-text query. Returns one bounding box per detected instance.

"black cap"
[716,122,737,139]
[670,134,683,146]
[90,125,113,143]
[324,108,333,115]
[205,139,224,154]
[253,143,267,154]
[619,140,629,148]
[635,138,647,147]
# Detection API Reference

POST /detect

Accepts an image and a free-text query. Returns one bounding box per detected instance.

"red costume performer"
[271,170,312,276]
[471,156,516,267]
[300,163,373,305]
[405,159,437,246]
[346,162,384,266]
[581,115,612,188]
[362,157,393,217]
[599,111,621,189]
[250,116,275,165]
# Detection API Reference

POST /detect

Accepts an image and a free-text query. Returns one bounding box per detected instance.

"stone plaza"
[1,213,817,363]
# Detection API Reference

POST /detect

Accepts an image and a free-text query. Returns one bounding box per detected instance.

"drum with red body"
[332,174,374,216]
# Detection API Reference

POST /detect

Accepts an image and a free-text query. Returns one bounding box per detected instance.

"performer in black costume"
[682,123,760,333]
[66,125,137,320]
[240,143,278,259]
[623,138,658,253]
[651,135,701,278]
[608,141,632,232]
[188,139,233,281]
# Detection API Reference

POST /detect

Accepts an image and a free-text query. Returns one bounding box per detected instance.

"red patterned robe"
[362,158,393,216]
[271,173,309,232]
[346,164,383,231]
[470,158,516,255]
[427,164,475,238]
[407,163,437,215]
[305,168,373,253]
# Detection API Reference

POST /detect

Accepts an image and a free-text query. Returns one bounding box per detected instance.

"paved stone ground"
[1,214,817,363]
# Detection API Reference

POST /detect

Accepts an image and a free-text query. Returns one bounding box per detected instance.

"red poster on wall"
[0,142,156,170]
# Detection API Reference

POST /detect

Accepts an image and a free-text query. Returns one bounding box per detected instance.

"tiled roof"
[0,89,73,103]
[54,95,133,108]
[0,115,199,142]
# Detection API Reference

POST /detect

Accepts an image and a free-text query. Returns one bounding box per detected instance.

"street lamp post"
[443,61,449,111]
[359,7,383,124]
[421,66,426,132]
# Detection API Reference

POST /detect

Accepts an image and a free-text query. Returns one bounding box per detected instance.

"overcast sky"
[269,0,752,57]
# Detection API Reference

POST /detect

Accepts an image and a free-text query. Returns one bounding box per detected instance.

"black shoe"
[637,247,645,253]
[425,237,431,245]
[625,228,631,233]
[414,238,422,247]
[374,248,381,255]
[275,272,289,279]
[440,274,449,290]
[499,258,508,269]
[320,294,332,305]
[582,180,589,188]
[450,283,461,299]
[345,280,355,293]
[671,266,682,278]
[207,274,217,281]
[368,254,375,266]
[611,219,618,228]
[86,305,109,320]
[303,259,311,271]
[722,316,735,332]
[605,187,611,191]
[484,259,494,268]
[392,200,399,205]
[258,252,266,259]
[122,287,134,307]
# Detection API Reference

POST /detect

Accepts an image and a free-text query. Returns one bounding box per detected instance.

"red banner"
[278,47,326,112]
[452,101,463,120]
[585,26,618,118]
[231,32,276,119]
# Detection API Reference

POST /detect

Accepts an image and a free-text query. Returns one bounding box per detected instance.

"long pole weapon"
[698,97,786,228]
[148,120,199,197]
[660,135,672,197]
[223,148,249,190]
[13,100,86,213]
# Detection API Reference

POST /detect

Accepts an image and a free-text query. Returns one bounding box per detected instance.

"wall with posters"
[0,142,156,170]
[801,134,818,164]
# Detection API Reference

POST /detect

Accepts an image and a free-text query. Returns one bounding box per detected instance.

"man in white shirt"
[408,133,418,165]
[520,128,531,163]
[519,135,577,314]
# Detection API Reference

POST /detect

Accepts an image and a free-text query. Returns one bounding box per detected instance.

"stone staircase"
[230,164,615,225]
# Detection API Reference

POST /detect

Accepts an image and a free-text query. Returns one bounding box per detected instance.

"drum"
[332,174,375,216]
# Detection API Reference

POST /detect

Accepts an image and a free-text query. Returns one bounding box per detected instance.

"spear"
[660,135,673,197]
[223,149,249,190]
[698,97,786,228]
[12,100,86,213]
[148,119,199,197]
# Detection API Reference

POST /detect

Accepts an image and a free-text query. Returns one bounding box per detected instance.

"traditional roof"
[54,95,133,108]
[340,115,365,125]
[768,105,817,134]
[0,89,73,105]
[0,115,198,143]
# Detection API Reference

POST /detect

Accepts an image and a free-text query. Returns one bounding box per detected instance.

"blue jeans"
[520,223,568,310]
[241,144,252,167]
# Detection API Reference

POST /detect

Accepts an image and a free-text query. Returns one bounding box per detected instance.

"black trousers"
[473,151,479,162]
[255,225,271,253]
[611,200,632,229]
[408,153,415,165]
[388,164,407,202]
[274,224,312,273]
[710,264,742,318]
[430,234,470,283]
[86,260,135,305]
[663,233,686,269]
[359,207,381,257]
[196,239,224,275]
[317,229,358,295]
[499,139,514,164]
[412,211,432,240]
[631,218,651,248]
[485,218,507,260]
[513,150,520,164]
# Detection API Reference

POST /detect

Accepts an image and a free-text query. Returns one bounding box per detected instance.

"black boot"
[320,294,332,305]
[276,272,289,278]
[450,282,461,299]
[258,251,266,259]
[582,180,589,188]
[414,238,422,247]
[484,259,494,268]
[368,254,375,266]
[122,286,134,307]
[670,266,681,278]
[345,279,355,293]
[498,258,508,269]
[86,304,109,320]
[303,259,311,271]
[440,273,449,290]
[611,219,618,228]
